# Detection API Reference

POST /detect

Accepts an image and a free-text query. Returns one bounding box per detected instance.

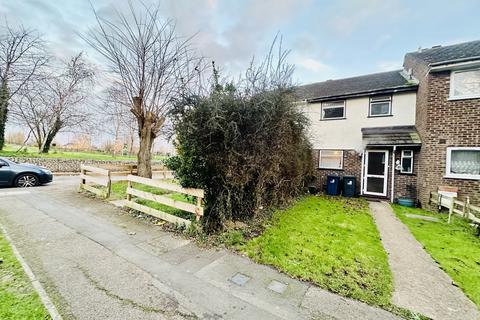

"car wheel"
[15,174,39,188]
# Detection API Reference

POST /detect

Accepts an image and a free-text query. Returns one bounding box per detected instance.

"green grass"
[110,181,195,220]
[393,205,480,308]
[0,234,50,319]
[0,144,165,161]
[241,195,393,307]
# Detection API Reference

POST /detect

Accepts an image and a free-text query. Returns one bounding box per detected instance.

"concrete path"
[369,201,479,320]
[0,177,400,320]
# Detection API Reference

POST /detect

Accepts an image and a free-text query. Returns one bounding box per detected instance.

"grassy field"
[0,234,49,320]
[0,144,165,161]
[241,195,393,307]
[393,205,480,308]
[110,181,195,220]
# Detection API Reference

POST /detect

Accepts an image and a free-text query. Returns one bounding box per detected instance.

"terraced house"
[298,40,480,207]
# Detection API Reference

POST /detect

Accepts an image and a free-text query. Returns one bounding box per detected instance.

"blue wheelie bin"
[326,175,341,196]
[342,176,356,197]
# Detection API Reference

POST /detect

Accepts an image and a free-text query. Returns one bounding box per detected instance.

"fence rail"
[124,174,204,227]
[430,192,480,224]
[79,165,111,198]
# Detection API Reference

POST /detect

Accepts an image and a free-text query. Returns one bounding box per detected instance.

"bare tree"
[10,53,95,153]
[0,24,48,150]
[98,84,138,157]
[83,2,204,177]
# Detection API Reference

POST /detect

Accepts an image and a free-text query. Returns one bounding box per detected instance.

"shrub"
[167,40,312,232]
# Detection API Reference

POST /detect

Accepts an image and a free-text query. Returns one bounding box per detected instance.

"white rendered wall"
[300,92,417,151]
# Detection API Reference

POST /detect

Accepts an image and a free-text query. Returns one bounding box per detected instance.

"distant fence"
[430,192,480,224]
[80,165,111,199]
[79,165,202,226]
[79,164,175,198]
[125,175,204,227]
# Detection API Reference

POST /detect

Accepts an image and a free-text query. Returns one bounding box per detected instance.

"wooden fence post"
[127,179,132,201]
[448,196,456,224]
[466,196,470,218]
[106,170,112,199]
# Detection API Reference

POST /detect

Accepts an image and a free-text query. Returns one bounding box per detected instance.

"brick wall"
[311,148,420,200]
[404,55,480,206]
[312,149,362,195]
[393,148,419,200]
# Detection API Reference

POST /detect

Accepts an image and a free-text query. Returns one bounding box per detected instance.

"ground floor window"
[319,150,343,169]
[400,150,413,173]
[446,147,480,179]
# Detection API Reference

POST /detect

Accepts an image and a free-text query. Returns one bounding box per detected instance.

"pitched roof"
[295,70,417,102]
[406,40,480,66]
[362,126,421,146]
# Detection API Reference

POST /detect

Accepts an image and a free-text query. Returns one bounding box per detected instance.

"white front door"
[363,150,389,196]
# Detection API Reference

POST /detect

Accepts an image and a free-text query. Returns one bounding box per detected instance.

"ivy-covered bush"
[166,41,312,232]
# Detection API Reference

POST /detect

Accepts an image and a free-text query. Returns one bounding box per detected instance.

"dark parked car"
[0,158,53,187]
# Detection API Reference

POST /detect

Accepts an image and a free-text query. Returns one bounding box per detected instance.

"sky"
[1,0,480,148]
[3,0,480,84]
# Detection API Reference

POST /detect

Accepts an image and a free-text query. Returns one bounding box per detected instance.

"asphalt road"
[0,177,400,320]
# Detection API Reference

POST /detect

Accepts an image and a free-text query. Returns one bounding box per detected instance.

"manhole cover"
[230,273,251,286]
[267,280,288,294]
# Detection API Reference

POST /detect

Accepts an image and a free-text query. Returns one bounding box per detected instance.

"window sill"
[444,174,480,181]
[398,172,415,176]
[320,117,346,121]
[448,95,480,101]
[318,167,344,171]
[367,114,393,118]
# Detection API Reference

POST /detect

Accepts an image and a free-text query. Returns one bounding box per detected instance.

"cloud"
[295,57,328,72]
[377,60,402,71]
[325,0,405,37]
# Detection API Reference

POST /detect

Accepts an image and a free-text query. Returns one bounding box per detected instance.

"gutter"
[306,85,418,103]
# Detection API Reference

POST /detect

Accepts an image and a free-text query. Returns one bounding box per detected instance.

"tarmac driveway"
[0,177,400,320]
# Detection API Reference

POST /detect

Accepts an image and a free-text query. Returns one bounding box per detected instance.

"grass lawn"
[0,144,165,161]
[110,181,195,220]
[393,205,480,308]
[241,195,393,307]
[0,234,49,319]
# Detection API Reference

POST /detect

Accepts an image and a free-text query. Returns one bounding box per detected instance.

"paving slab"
[0,179,402,319]
[369,201,479,320]
[405,213,440,222]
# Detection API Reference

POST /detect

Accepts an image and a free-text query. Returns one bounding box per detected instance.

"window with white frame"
[319,150,343,169]
[445,147,480,179]
[450,68,480,99]
[321,101,345,120]
[400,150,413,173]
[369,96,392,116]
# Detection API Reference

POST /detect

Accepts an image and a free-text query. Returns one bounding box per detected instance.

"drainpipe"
[391,146,396,203]
[360,150,365,195]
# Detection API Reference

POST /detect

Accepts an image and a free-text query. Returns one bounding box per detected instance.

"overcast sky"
[3,0,480,84]
[2,0,479,149]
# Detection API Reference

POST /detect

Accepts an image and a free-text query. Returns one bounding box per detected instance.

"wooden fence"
[124,174,204,227]
[80,165,111,198]
[430,192,480,224]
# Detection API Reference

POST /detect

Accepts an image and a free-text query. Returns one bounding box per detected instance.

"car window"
[0,160,8,166]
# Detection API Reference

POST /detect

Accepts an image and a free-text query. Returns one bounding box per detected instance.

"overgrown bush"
[166,39,312,232]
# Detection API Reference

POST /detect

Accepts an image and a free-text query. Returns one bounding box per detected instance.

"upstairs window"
[319,150,343,169]
[321,101,345,120]
[400,150,413,174]
[450,68,480,100]
[369,96,392,117]
[445,147,480,180]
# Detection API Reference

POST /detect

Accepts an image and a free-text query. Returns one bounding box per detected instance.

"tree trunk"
[0,81,10,150]
[137,120,155,178]
[41,132,56,153]
[40,118,62,153]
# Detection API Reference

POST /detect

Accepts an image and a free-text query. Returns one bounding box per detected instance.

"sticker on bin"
[330,179,335,183]
[347,181,352,185]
